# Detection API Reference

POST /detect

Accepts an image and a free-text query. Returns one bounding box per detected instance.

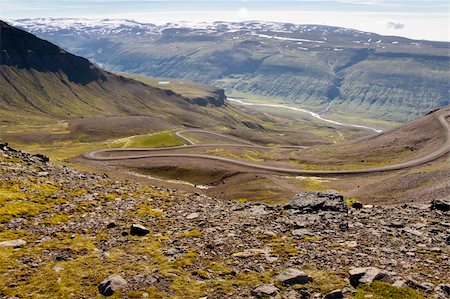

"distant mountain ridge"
[12,18,450,122]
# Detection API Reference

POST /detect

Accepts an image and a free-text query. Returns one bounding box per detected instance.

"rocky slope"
[12,18,450,122]
[0,143,449,298]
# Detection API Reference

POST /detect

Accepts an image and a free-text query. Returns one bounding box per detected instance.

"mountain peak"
[1,19,105,85]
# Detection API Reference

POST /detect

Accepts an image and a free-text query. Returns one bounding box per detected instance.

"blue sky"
[1,0,449,41]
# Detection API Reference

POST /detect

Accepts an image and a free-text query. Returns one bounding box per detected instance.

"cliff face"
[0,21,105,85]
[187,88,226,107]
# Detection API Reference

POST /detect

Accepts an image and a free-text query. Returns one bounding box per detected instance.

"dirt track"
[83,110,450,175]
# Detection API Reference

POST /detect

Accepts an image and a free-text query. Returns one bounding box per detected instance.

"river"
[227,98,383,133]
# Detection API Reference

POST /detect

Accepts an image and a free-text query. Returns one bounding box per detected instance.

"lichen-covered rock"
[98,274,127,296]
[349,267,393,287]
[284,191,348,213]
[251,284,279,297]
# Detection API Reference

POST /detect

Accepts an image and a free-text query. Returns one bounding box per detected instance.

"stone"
[251,284,279,297]
[284,191,348,213]
[239,203,274,216]
[106,222,116,229]
[0,239,27,248]
[392,280,407,288]
[130,224,149,236]
[275,268,313,286]
[33,154,49,163]
[446,236,450,245]
[406,279,434,292]
[343,241,358,248]
[292,229,315,237]
[432,198,450,212]
[402,228,423,237]
[323,289,344,299]
[352,201,363,209]
[186,212,199,220]
[349,267,393,287]
[388,221,406,228]
[98,274,127,296]
[433,284,450,299]
[232,248,269,258]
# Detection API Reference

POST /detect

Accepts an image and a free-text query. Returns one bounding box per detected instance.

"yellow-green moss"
[353,281,425,299]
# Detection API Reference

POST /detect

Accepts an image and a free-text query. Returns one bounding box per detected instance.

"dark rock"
[389,221,406,228]
[275,268,313,286]
[106,222,116,229]
[130,224,149,236]
[352,201,363,209]
[251,284,279,297]
[98,274,127,296]
[445,236,450,245]
[323,289,344,299]
[433,284,450,299]
[432,198,450,212]
[406,279,434,292]
[349,267,393,287]
[339,222,349,231]
[33,154,49,163]
[284,191,348,214]
[298,290,312,298]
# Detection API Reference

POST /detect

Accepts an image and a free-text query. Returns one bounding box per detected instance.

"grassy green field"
[6,130,186,162]
[111,131,186,148]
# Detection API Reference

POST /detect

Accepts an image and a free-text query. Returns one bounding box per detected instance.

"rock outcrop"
[284,191,348,213]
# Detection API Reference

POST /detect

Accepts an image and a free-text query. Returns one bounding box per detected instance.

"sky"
[1,0,449,41]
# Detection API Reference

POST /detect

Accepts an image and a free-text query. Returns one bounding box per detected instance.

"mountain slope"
[0,20,227,128]
[12,18,450,122]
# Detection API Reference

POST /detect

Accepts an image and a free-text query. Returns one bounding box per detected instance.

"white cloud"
[386,21,405,30]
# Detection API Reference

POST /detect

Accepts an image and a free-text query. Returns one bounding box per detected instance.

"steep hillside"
[0,21,227,128]
[13,18,450,122]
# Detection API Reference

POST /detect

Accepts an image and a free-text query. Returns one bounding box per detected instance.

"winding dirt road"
[83,110,450,175]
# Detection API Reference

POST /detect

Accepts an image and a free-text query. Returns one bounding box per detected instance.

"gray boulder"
[284,191,348,213]
[349,267,393,287]
[275,268,313,286]
[251,284,279,297]
[0,239,27,248]
[98,274,127,296]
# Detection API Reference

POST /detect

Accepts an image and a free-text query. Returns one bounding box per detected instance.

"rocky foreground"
[0,143,449,299]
